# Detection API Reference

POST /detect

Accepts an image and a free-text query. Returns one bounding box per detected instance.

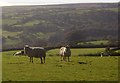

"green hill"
[2,3,118,49]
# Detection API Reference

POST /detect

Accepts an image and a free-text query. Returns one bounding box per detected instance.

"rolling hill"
[2,3,118,49]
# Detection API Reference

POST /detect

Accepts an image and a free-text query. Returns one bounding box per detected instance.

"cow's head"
[24,45,30,55]
[66,45,70,48]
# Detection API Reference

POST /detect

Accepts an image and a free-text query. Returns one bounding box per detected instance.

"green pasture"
[77,40,109,46]
[23,20,41,27]
[2,48,119,81]
[3,19,18,26]
[2,31,22,38]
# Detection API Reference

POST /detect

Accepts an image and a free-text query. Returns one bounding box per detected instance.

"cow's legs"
[30,57,33,63]
[61,55,63,61]
[30,57,31,62]
[40,57,43,64]
[32,57,33,63]
[68,56,70,62]
[43,56,45,63]
[63,56,66,61]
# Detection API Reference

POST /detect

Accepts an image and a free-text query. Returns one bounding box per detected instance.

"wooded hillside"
[2,3,118,49]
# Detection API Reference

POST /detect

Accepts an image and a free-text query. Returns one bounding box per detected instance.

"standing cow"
[59,45,71,61]
[24,45,46,64]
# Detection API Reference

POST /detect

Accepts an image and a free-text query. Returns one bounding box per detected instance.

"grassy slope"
[2,7,118,49]
[2,8,118,34]
[2,48,118,81]
[2,31,22,38]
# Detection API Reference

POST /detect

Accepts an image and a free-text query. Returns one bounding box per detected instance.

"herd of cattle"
[13,45,71,64]
[13,45,117,64]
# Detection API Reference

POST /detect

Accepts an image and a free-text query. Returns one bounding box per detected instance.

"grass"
[47,48,104,56]
[2,48,119,81]
[3,19,18,25]
[103,8,118,12]
[23,20,41,27]
[2,31,22,38]
[77,40,109,46]
[5,39,21,46]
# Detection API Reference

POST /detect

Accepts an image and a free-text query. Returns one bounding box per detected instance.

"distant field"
[2,48,119,81]
[2,19,18,25]
[77,40,109,46]
[2,31,22,38]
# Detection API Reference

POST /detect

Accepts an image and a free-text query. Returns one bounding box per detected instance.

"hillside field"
[2,48,119,81]
[2,3,118,49]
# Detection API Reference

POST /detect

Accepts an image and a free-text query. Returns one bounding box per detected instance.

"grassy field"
[77,40,109,46]
[2,48,119,81]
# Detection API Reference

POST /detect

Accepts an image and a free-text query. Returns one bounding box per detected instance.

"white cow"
[59,45,71,61]
[14,50,24,56]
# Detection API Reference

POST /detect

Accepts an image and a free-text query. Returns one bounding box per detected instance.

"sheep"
[24,45,46,64]
[13,50,24,56]
[59,45,71,62]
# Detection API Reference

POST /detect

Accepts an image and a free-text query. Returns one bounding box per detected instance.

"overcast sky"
[0,0,119,6]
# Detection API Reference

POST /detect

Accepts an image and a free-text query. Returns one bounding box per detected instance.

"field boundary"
[2,46,118,52]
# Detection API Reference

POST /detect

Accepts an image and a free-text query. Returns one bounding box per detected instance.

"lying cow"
[59,45,71,61]
[13,50,24,56]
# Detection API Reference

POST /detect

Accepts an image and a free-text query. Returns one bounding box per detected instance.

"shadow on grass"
[8,62,25,64]
[78,61,87,64]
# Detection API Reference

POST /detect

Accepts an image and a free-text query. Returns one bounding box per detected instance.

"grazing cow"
[14,50,24,56]
[59,45,71,61]
[24,45,46,64]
